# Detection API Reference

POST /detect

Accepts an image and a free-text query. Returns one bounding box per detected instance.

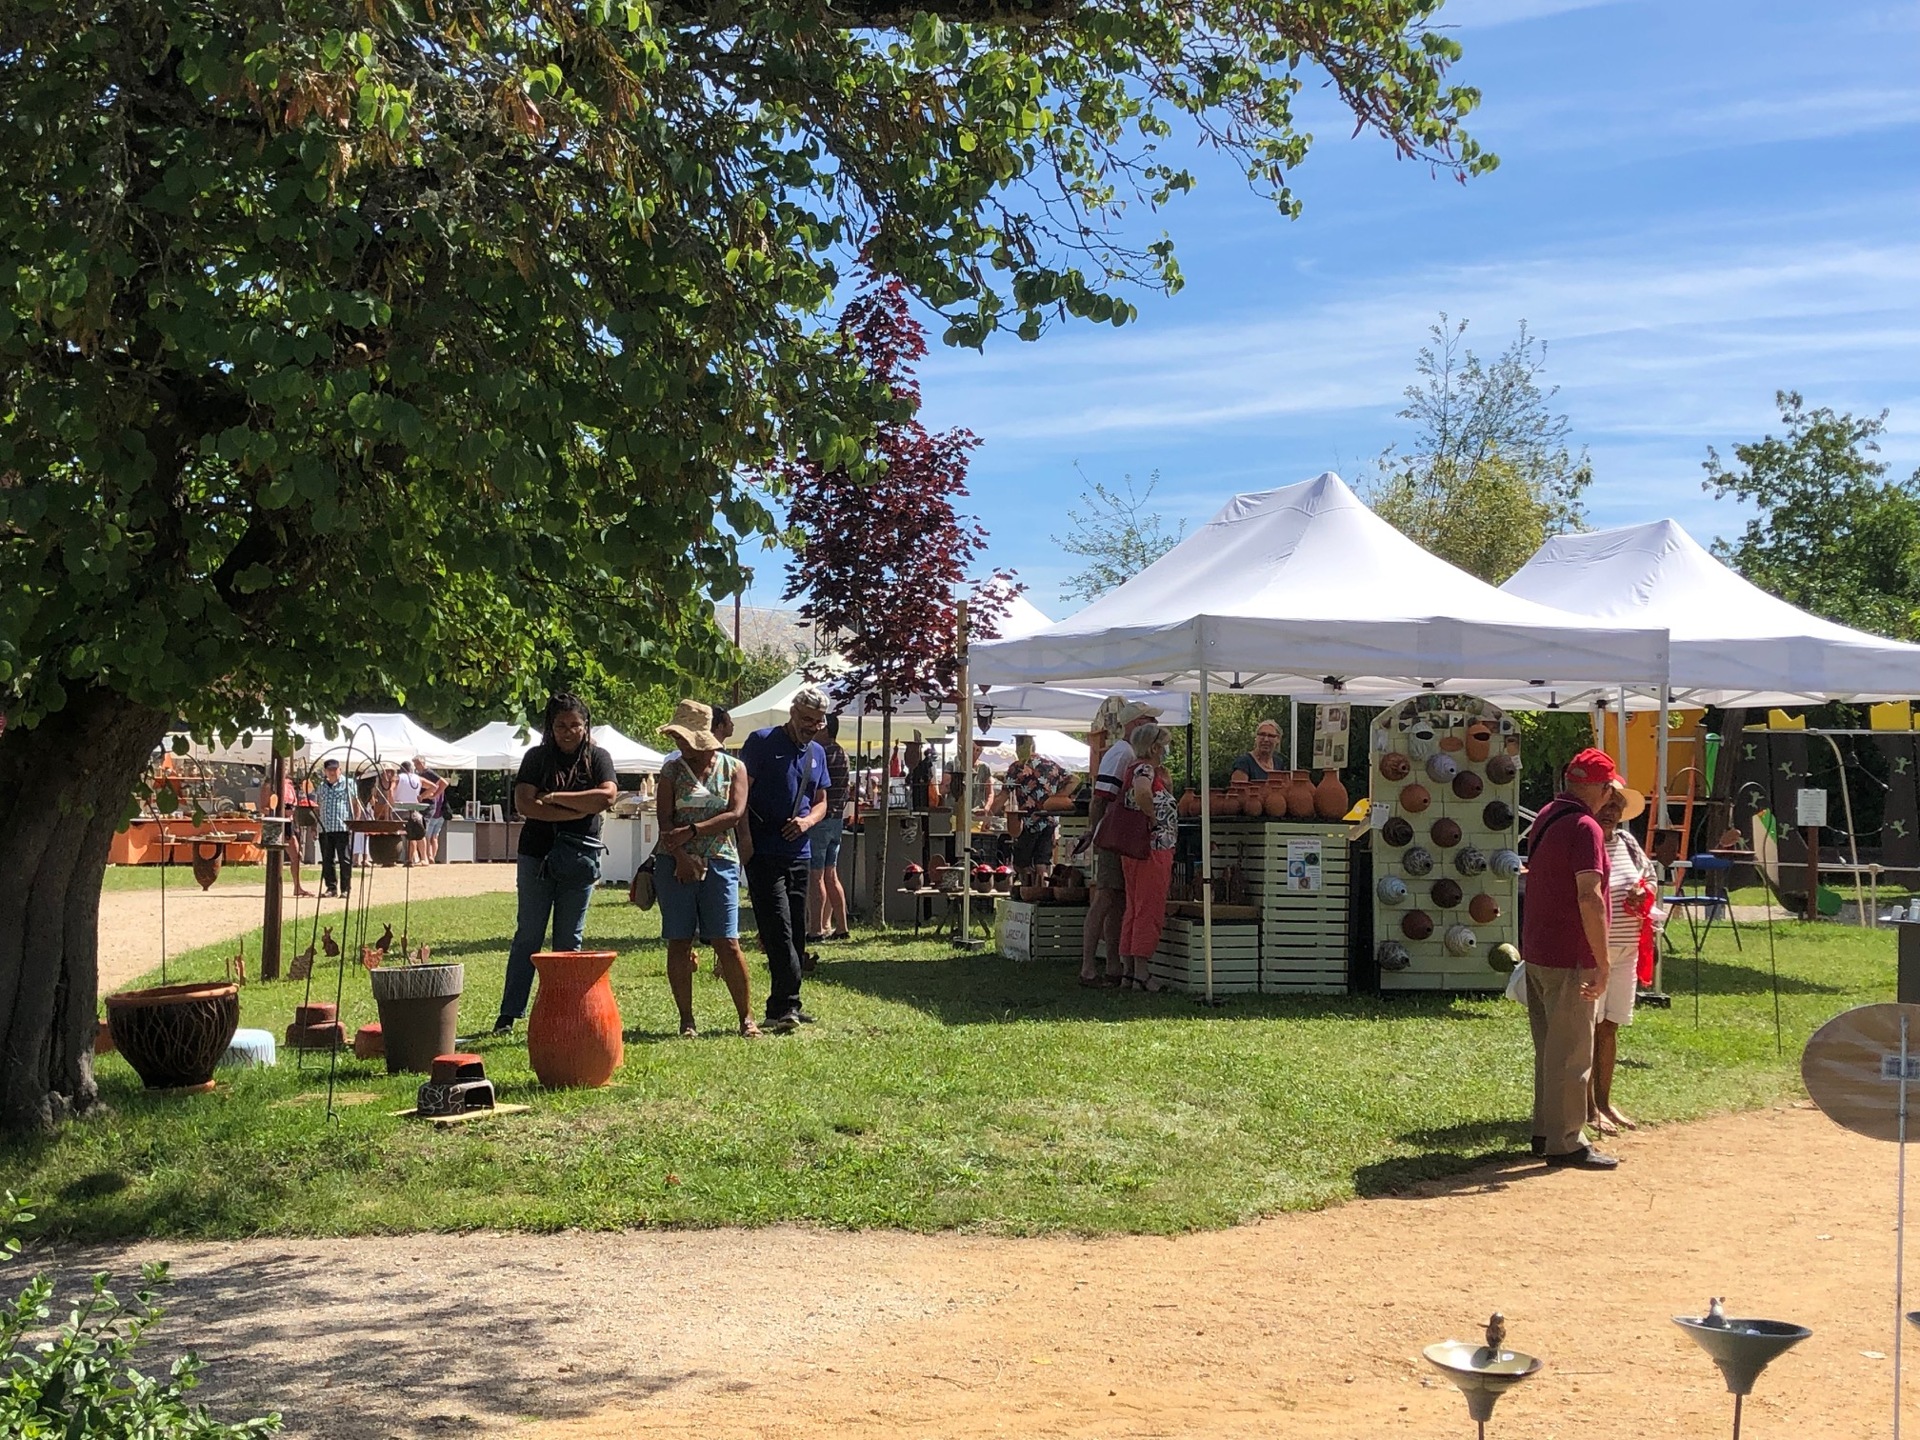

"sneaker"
[792,1009,817,1025]
[764,1012,800,1035]
[1545,1145,1620,1170]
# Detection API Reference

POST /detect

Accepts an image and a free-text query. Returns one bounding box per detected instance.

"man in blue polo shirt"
[741,685,830,1032]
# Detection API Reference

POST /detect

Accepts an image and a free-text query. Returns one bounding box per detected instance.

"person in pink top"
[1520,747,1618,1170]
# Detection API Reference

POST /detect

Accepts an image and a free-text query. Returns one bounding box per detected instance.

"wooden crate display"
[1152,916,1259,994]
[998,899,1088,964]
[1191,817,1352,994]
[1369,695,1522,993]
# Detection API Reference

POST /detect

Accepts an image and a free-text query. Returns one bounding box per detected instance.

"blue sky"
[750,0,1920,614]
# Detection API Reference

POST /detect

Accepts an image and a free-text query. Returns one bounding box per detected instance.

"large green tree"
[1704,391,1920,641]
[1365,315,1588,582]
[0,0,1488,1128]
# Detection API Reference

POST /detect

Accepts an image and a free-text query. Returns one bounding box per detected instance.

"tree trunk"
[875,692,892,930]
[0,687,170,1132]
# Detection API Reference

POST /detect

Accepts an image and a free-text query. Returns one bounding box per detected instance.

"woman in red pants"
[1118,724,1178,992]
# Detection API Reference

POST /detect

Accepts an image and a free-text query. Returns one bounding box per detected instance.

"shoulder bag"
[1093,782,1153,861]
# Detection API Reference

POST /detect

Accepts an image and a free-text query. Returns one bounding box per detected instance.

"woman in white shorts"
[1592,782,1654,1134]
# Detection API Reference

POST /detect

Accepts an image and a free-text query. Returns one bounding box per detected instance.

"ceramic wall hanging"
[1314,770,1349,820]
[1443,924,1478,958]
[1377,875,1408,906]
[1398,783,1431,814]
[1451,770,1484,800]
[1377,941,1412,972]
[1430,816,1462,848]
[1468,893,1501,924]
[1381,815,1415,847]
[1464,723,1494,763]
[1379,751,1411,782]
[1425,753,1459,784]
[1403,845,1435,877]
[1482,800,1514,830]
[1486,753,1519,785]
[1431,877,1463,909]
[1400,908,1434,941]
[1455,846,1488,876]
[1489,848,1523,878]
[1407,726,1438,760]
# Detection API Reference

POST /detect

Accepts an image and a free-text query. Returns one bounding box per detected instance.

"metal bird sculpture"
[1485,1312,1507,1354]
[227,945,247,986]
[374,923,393,955]
[410,943,431,965]
[321,925,340,958]
[1704,1297,1728,1328]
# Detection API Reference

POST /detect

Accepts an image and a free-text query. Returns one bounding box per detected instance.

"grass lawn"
[4,888,1893,1241]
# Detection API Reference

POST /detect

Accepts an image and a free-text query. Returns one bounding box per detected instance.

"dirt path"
[96,864,518,991]
[41,1104,1905,1439]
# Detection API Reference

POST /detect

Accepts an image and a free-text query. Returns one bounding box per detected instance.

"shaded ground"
[37,1104,1897,1439]
[97,863,518,992]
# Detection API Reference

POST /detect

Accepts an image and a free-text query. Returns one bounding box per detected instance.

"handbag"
[543,830,606,887]
[628,855,657,909]
[1093,799,1152,861]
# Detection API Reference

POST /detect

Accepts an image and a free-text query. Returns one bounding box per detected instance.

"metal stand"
[1896,1012,1909,1440]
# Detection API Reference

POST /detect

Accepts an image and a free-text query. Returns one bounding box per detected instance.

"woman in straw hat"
[656,700,759,1038]
[1591,780,1654,1134]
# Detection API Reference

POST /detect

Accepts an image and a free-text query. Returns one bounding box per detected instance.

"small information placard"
[1797,788,1830,828]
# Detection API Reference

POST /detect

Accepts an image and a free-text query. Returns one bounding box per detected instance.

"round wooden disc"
[1802,1003,1920,1143]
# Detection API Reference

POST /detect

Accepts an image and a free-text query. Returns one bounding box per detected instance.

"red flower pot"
[527,951,623,1089]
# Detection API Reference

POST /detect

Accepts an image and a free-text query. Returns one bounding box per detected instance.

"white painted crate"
[1152,917,1260,994]
[998,900,1088,964]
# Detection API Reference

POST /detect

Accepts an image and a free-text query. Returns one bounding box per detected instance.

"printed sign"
[1287,837,1323,893]
[1796,788,1829,828]
[1313,704,1351,768]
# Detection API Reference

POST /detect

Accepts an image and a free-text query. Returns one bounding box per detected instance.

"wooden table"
[109,817,264,867]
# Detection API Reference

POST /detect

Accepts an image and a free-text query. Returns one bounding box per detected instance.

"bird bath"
[1423,1313,1540,1437]
[1673,1302,1810,1438]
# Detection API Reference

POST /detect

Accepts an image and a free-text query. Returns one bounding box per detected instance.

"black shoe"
[321,887,338,899]
[764,1012,799,1034]
[792,1009,816,1025]
[1530,1135,1546,1157]
[492,1017,516,1035]
[1546,1146,1619,1170]
[800,951,819,975]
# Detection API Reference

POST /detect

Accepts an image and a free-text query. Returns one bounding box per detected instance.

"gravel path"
[37,1104,1893,1440]
[96,864,519,992]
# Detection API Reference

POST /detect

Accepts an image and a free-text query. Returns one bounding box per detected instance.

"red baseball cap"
[1565,748,1619,785]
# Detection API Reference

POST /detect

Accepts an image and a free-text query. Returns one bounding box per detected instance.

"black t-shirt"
[515,741,616,858]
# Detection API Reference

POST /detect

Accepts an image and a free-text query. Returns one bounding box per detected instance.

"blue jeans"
[498,851,593,1022]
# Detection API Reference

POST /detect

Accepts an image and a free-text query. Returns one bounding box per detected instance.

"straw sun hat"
[660,700,722,754]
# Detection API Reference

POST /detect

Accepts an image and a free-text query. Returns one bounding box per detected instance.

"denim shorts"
[807,815,845,872]
[424,815,446,841]
[656,853,740,941]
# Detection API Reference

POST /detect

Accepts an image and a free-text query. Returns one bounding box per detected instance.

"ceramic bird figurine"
[1704,1297,1727,1328]
[360,945,382,971]
[1485,1312,1507,1354]
[374,923,393,955]
[410,943,431,965]
[321,925,340,957]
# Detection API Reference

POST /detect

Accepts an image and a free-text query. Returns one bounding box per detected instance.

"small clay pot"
[1455,846,1488,876]
[1431,877,1464,909]
[1313,770,1349,821]
[1451,770,1484,801]
[1376,941,1412,972]
[1398,783,1431,814]
[1425,753,1459,784]
[1482,800,1515,831]
[1400,909,1434,941]
[1443,924,1478,958]
[1431,816,1462,849]
[1438,734,1465,753]
[1178,788,1201,818]
[1286,770,1317,819]
[1381,816,1415,847]
[1486,753,1519,786]
[1376,875,1408,906]
[1379,752,1411,782]
[1468,893,1501,925]
[1465,724,1494,763]
[1403,845,1435,877]
[1242,789,1266,817]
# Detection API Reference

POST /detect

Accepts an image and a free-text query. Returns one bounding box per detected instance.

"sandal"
[679,1022,699,1039]
[1078,973,1106,988]
[738,1019,762,1038]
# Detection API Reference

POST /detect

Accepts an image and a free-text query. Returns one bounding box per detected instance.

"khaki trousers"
[1526,962,1595,1156]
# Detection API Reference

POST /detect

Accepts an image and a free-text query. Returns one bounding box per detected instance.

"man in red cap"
[1520,747,1619,1169]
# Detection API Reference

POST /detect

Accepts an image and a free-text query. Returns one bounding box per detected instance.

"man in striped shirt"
[314,757,361,899]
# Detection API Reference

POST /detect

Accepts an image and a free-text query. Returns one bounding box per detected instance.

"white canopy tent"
[452,720,664,773]
[1500,519,1920,708]
[975,685,1191,733]
[971,472,1672,1002]
[311,713,476,771]
[979,729,1089,774]
[592,725,667,773]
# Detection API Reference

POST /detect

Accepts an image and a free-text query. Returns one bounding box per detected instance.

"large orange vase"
[527,951,623,1089]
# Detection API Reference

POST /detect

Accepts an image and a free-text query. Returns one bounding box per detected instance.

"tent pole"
[1288,699,1298,772]
[1199,668,1214,1006]
[957,600,975,949]
[1655,687,1670,838]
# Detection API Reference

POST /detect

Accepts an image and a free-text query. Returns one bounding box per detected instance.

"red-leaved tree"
[775,274,1013,917]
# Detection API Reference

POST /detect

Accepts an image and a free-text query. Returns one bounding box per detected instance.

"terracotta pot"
[1431,817,1463,849]
[1286,771,1316,819]
[1464,724,1494,763]
[1431,878,1463,909]
[527,950,623,1089]
[1210,789,1237,816]
[1451,770,1484,801]
[94,1018,114,1055]
[353,1023,385,1061]
[370,963,464,1075]
[1485,753,1519,786]
[1438,734,1465,753]
[106,981,240,1092]
[1178,788,1200,818]
[1379,752,1411,782]
[1400,909,1434,941]
[190,842,223,891]
[1241,789,1266,817]
[1314,771,1348,821]
[1040,793,1077,813]
[1468,893,1501,925]
[1398,783,1431,814]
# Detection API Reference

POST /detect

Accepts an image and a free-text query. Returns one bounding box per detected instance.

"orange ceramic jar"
[527,950,623,1089]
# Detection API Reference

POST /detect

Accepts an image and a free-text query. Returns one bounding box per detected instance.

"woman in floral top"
[656,700,758,1037]
[1119,723,1179,992]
